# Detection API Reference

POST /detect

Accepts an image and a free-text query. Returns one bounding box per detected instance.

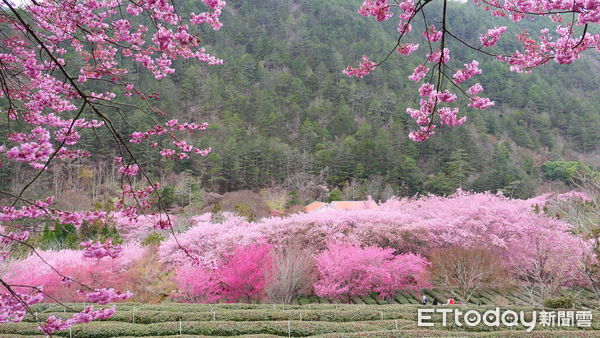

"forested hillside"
[1,0,599,205]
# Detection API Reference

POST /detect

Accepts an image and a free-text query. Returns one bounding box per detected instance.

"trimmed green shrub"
[543,296,574,309]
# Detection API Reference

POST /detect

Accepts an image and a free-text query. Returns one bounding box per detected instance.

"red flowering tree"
[346,0,599,141]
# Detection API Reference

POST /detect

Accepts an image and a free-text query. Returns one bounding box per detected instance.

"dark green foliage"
[5,0,597,202]
[39,222,79,249]
[160,185,176,207]
[36,221,122,250]
[326,187,343,202]
[162,0,598,198]
[542,161,599,184]
[141,232,166,246]
[543,296,574,309]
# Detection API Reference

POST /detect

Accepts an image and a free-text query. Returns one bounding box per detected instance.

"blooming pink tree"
[0,0,224,333]
[313,242,430,300]
[346,0,600,141]
[174,243,273,303]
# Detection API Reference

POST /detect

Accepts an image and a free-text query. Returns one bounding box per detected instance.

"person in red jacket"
[446,297,456,305]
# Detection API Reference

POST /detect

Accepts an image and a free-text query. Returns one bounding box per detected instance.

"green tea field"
[1,288,599,337]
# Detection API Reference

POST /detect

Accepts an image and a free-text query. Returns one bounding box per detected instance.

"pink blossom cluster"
[117,164,141,177]
[110,211,176,242]
[397,43,419,55]
[81,239,123,259]
[55,210,107,228]
[3,245,143,304]
[0,196,105,227]
[0,292,44,323]
[480,26,507,47]
[423,25,443,42]
[159,212,257,268]
[405,83,465,142]
[314,242,430,300]
[175,244,273,303]
[85,288,133,305]
[129,119,211,160]
[191,0,227,30]
[408,64,429,82]
[453,60,483,83]
[0,231,30,245]
[467,83,484,95]
[358,0,393,22]
[468,96,495,109]
[39,306,117,335]
[343,56,377,78]
[426,48,451,64]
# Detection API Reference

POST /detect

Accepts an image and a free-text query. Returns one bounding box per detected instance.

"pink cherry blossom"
[85,288,133,305]
[343,56,377,78]
[467,83,484,95]
[437,107,466,126]
[81,239,123,259]
[453,60,482,83]
[418,83,436,97]
[408,64,429,82]
[468,96,495,109]
[0,0,225,326]
[480,26,507,47]
[423,25,442,42]
[359,0,393,22]
[397,43,419,55]
[118,164,141,177]
[39,306,117,335]
[0,292,44,323]
[426,48,450,64]
[437,90,458,103]
[314,242,430,300]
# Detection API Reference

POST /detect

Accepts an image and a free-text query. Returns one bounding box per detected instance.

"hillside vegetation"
[1,0,599,205]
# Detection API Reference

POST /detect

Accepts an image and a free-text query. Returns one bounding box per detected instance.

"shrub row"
[23,309,419,324]
[3,317,598,337]
[0,320,397,337]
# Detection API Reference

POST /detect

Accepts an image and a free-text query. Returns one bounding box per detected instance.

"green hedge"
[1,320,392,337]
[8,303,599,337]
[23,309,419,324]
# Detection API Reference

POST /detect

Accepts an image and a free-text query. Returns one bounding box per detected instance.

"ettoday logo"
[417,307,592,332]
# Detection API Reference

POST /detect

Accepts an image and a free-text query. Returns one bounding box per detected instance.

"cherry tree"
[313,241,430,300]
[174,243,273,303]
[346,0,600,141]
[0,0,225,333]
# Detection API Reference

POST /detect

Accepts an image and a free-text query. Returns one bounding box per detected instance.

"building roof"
[304,201,326,213]
[304,200,379,213]
[330,200,378,210]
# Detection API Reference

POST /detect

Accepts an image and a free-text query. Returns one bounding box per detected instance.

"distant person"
[447,297,455,305]
[432,298,439,305]
[422,294,428,305]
